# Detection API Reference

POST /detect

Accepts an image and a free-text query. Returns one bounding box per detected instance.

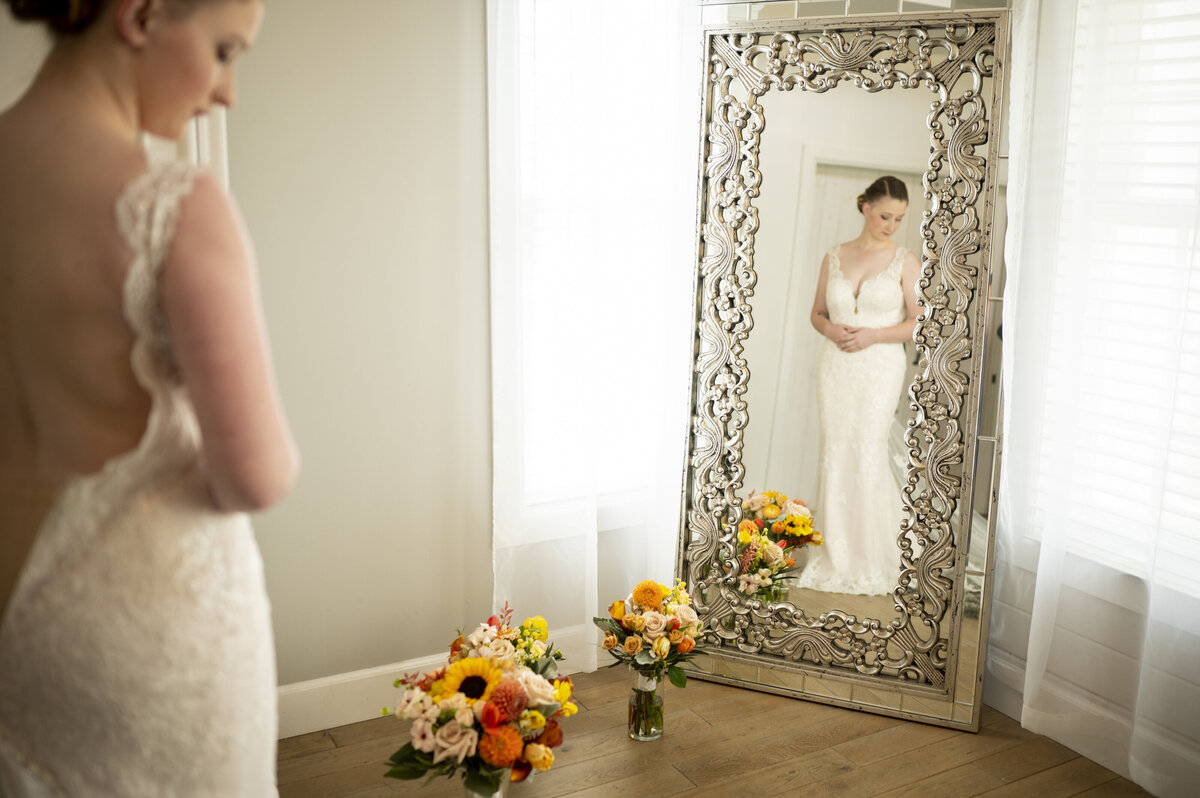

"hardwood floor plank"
[871,762,1005,798]
[279,730,338,761]
[974,757,1122,797]
[676,747,856,797]
[973,736,1080,784]
[829,718,959,766]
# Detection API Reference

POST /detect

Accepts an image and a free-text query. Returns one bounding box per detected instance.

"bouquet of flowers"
[591,579,702,741]
[386,605,577,796]
[737,490,824,601]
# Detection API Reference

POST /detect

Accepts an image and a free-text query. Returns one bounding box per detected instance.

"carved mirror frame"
[676,9,1008,730]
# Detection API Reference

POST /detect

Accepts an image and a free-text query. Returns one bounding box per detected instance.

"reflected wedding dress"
[795,244,909,596]
[0,161,278,797]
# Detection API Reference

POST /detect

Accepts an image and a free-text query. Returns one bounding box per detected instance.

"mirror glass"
[677,11,1009,729]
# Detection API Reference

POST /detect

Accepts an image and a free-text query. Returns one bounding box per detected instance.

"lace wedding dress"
[795,245,909,596]
[0,161,279,797]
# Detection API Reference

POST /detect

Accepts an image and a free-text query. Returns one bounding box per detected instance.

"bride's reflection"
[795,175,920,596]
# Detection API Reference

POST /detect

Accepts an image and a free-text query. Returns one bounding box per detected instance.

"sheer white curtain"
[487,1,701,671]
[995,0,1200,794]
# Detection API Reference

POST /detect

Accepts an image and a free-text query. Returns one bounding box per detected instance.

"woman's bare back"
[0,99,154,622]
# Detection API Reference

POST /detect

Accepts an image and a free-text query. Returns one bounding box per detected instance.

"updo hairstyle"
[4,0,110,34]
[856,175,908,214]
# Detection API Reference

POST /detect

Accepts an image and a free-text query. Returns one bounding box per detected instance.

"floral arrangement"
[737,490,823,601]
[592,580,702,740]
[386,606,576,796]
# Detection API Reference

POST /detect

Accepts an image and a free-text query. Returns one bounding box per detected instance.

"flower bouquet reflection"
[592,580,702,741]
[385,606,577,796]
[737,490,824,602]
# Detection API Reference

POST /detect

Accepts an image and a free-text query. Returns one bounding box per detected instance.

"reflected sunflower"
[441,657,502,704]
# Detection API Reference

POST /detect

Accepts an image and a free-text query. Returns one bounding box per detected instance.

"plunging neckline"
[832,245,902,301]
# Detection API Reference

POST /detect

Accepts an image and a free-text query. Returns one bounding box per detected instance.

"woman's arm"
[810,254,853,344]
[162,173,300,512]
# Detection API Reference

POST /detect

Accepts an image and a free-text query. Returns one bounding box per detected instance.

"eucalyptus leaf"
[634,650,656,666]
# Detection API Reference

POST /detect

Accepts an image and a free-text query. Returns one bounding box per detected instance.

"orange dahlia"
[632,580,667,609]
[478,725,524,768]
[487,680,528,723]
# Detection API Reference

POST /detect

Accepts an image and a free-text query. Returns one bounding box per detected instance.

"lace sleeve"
[115,160,205,348]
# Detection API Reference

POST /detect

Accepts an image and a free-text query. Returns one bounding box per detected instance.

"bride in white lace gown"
[794,177,920,596]
[0,2,297,795]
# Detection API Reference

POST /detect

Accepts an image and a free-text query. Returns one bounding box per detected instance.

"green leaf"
[667,665,688,688]
[463,770,503,796]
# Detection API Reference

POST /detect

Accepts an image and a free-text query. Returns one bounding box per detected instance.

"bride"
[0,0,298,794]
[794,176,920,596]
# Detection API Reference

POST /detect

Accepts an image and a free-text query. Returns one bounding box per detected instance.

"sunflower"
[441,657,502,704]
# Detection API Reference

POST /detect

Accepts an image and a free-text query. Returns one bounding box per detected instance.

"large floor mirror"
[676,8,1008,730]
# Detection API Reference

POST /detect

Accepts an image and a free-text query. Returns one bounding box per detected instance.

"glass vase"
[464,777,509,798]
[628,668,664,741]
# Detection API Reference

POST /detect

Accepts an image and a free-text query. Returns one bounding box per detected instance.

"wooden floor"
[277,666,1152,797]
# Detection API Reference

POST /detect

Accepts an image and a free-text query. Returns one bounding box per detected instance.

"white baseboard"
[277,624,595,739]
[276,652,448,739]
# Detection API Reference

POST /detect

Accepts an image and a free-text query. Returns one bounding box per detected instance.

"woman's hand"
[835,326,877,353]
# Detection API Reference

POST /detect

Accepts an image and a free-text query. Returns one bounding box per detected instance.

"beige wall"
[230,0,493,684]
[1,1,494,686]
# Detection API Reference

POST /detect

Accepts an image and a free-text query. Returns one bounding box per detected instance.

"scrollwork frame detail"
[679,14,1004,699]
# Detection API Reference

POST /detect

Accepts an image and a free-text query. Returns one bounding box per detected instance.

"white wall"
[227,0,494,687]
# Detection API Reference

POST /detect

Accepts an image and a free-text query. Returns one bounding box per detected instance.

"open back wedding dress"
[0,160,278,797]
[795,244,909,596]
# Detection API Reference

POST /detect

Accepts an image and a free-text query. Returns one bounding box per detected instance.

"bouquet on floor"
[592,580,702,740]
[385,605,577,796]
[737,490,824,601]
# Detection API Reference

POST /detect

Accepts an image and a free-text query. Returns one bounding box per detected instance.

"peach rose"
[622,636,643,655]
[641,611,668,641]
[675,604,699,629]
[431,720,479,765]
[625,614,646,633]
[602,632,619,650]
[667,628,684,645]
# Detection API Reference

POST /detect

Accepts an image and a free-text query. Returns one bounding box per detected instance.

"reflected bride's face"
[861,198,908,242]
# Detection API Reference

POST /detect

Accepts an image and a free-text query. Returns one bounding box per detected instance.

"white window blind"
[1028,0,1200,595]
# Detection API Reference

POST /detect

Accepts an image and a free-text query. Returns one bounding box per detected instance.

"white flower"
[411,716,436,753]
[743,492,768,511]
[517,669,556,707]
[465,622,497,650]
[782,499,810,518]
[431,720,478,765]
[762,542,784,566]
[396,689,430,720]
[641,610,669,641]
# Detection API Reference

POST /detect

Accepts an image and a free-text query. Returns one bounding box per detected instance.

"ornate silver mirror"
[677,7,1008,730]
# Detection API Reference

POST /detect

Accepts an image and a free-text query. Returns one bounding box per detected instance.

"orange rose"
[677,636,695,654]
[622,636,643,655]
